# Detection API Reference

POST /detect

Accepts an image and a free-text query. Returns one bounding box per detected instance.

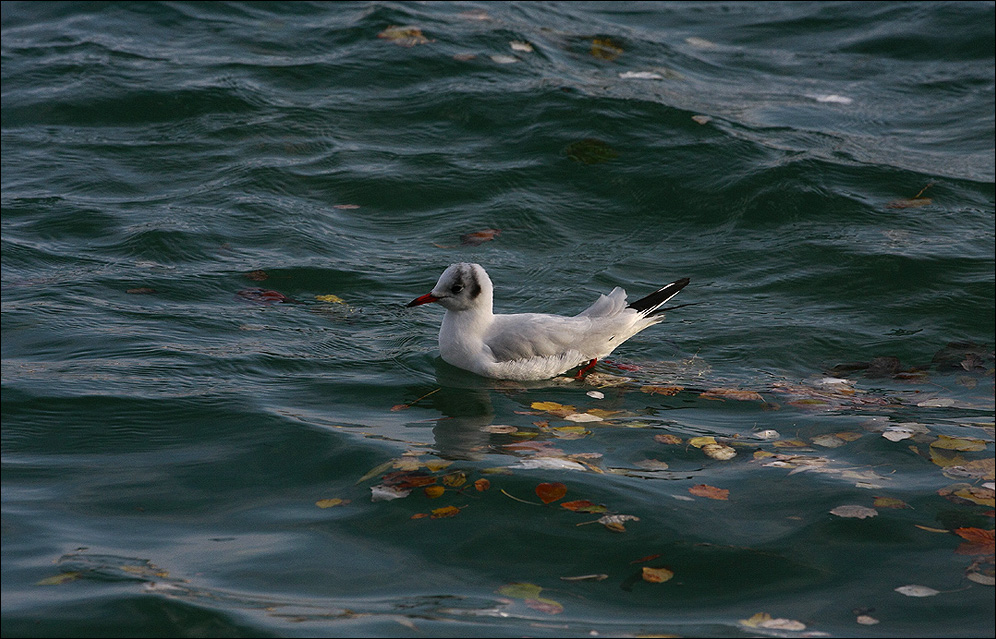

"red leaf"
[536,482,567,504]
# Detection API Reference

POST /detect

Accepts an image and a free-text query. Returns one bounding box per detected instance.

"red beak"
[406,293,439,307]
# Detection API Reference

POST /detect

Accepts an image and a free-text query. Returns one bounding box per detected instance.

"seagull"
[407,263,690,381]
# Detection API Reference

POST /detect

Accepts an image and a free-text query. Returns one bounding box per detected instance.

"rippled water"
[2,2,994,637]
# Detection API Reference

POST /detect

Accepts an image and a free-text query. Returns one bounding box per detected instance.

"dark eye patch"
[451,284,464,294]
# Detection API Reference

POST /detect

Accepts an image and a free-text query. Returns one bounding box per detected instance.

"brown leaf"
[885,197,932,209]
[424,486,445,499]
[642,566,675,583]
[243,270,268,281]
[536,482,567,504]
[654,434,682,445]
[700,388,764,401]
[315,498,350,509]
[560,499,607,513]
[378,25,431,47]
[474,478,491,492]
[953,527,995,556]
[641,385,683,396]
[460,228,501,246]
[689,484,729,500]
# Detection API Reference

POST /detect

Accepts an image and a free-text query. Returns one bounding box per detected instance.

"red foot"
[575,358,598,379]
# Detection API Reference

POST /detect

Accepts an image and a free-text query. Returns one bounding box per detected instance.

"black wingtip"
[627,278,690,315]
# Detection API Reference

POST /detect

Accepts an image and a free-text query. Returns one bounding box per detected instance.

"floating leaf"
[430,505,461,519]
[36,572,82,586]
[460,228,501,246]
[315,294,346,303]
[370,485,411,502]
[536,482,567,504]
[565,138,618,164]
[702,443,736,460]
[564,412,603,423]
[587,390,605,399]
[474,478,491,492]
[830,505,877,519]
[442,472,467,488]
[741,613,806,631]
[811,434,846,448]
[550,425,591,439]
[930,446,967,468]
[948,458,994,480]
[886,197,932,209]
[700,388,763,401]
[691,114,712,125]
[378,25,431,47]
[689,484,729,500]
[236,288,296,303]
[688,436,716,448]
[531,401,576,416]
[634,459,670,470]
[512,456,587,471]
[873,496,909,509]
[424,486,445,499]
[509,41,533,52]
[753,429,780,440]
[895,584,940,597]
[654,434,683,445]
[560,574,608,581]
[619,71,663,80]
[498,582,542,599]
[953,527,995,556]
[598,514,640,532]
[930,435,986,452]
[315,498,350,509]
[243,270,268,281]
[591,38,623,60]
[966,571,995,586]
[773,439,810,449]
[642,566,675,583]
[332,203,360,209]
[525,598,564,614]
[490,54,518,64]
[641,385,683,396]
[856,615,880,625]
[561,500,608,513]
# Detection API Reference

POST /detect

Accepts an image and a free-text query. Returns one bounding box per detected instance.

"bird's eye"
[450,284,464,294]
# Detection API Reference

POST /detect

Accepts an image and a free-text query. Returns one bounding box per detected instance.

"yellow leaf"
[315,294,345,303]
[872,496,909,509]
[551,425,590,439]
[315,498,350,509]
[586,408,621,419]
[953,486,995,507]
[591,38,623,60]
[441,472,467,487]
[430,505,460,519]
[688,436,716,448]
[641,566,675,583]
[753,450,776,460]
[424,486,445,499]
[835,431,863,442]
[929,446,967,468]
[424,460,453,472]
[915,525,950,533]
[954,457,995,480]
[498,582,543,599]
[531,401,576,416]
[36,572,82,586]
[930,435,987,451]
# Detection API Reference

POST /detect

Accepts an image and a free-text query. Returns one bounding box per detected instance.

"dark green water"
[2,2,994,637]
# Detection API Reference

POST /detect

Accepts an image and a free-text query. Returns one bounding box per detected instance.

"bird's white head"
[407,263,494,313]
